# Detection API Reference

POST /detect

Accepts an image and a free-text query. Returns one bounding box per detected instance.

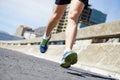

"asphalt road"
[0,48,116,80]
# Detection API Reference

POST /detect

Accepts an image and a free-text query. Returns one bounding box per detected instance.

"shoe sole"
[60,53,77,68]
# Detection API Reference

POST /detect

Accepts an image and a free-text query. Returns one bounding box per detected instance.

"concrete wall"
[0,20,120,79]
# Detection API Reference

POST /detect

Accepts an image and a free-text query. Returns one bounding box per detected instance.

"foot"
[40,36,51,53]
[60,50,78,68]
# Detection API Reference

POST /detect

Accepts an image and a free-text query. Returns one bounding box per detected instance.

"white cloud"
[0,0,120,34]
[0,0,54,23]
[0,0,54,34]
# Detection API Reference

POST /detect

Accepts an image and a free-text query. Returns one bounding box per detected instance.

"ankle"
[64,48,72,53]
[43,35,50,40]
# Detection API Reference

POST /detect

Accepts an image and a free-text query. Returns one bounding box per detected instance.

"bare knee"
[52,13,62,21]
[68,11,79,23]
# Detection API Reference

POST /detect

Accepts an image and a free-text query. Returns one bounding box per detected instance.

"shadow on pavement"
[67,68,117,80]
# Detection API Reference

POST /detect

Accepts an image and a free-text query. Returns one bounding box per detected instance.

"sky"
[0,0,120,35]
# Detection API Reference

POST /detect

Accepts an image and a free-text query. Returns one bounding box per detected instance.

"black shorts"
[55,0,89,8]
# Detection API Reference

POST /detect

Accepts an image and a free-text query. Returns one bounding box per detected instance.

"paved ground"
[0,48,116,80]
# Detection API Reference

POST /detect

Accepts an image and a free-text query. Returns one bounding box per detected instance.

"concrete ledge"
[0,43,120,79]
[77,20,120,39]
[51,20,120,41]
[0,20,120,45]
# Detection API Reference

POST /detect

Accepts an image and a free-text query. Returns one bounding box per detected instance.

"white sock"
[43,35,50,40]
[64,48,72,53]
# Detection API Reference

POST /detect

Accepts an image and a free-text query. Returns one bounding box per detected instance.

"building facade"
[15,25,33,37]
[89,9,107,24]
[52,5,107,34]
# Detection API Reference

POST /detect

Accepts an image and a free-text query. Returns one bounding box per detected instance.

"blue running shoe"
[60,51,78,68]
[40,36,51,53]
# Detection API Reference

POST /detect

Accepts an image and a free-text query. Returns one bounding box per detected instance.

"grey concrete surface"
[0,48,116,80]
